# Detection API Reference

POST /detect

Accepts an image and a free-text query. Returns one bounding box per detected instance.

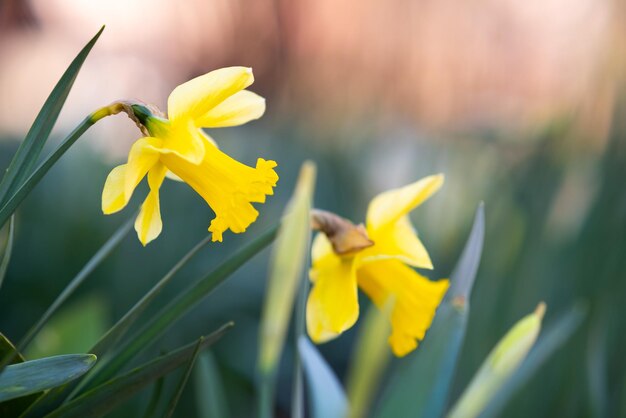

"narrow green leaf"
[44,325,232,418]
[478,305,586,418]
[163,338,203,418]
[374,203,485,418]
[0,334,39,417]
[586,309,609,418]
[0,216,15,292]
[21,230,249,415]
[257,162,316,418]
[81,225,278,392]
[0,334,25,364]
[14,217,133,358]
[194,351,230,418]
[0,354,96,402]
[90,235,212,360]
[448,303,546,418]
[0,116,94,229]
[298,337,348,418]
[141,378,164,418]
[0,26,104,206]
[346,301,393,418]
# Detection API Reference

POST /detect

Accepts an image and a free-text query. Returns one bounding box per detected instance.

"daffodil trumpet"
[307,175,449,357]
[95,67,279,245]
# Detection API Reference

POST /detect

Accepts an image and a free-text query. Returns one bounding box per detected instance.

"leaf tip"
[534,302,547,320]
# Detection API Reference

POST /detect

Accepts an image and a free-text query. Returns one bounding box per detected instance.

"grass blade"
[163,338,203,418]
[298,337,348,418]
[15,217,133,356]
[374,203,485,418]
[0,216,15,292]
[257,162,316,418]
[0,354,96,402]
[478,305,586,418]
[0,26,104,206]
[194,351,230,418]
[20,231,231,414]
[44,324,232,418]
[141,378,164,418]
[90,235,212,358]
[81,225,278,392]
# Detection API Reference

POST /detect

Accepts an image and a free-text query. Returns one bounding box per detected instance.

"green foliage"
[257,162,316,418]
[0,334,37,417]
[298,337,347,418]
[375,204,484,418]
[0,27,103,209]
[0,354,96,402]
[478,305,586,418]
[0,28,104,229]
[44,327,231,418]
[194,351,230,418]
[0,216,14,292]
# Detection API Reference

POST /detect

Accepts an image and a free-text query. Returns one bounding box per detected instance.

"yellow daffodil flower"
[306,175,449,357]
[101,67,279,245]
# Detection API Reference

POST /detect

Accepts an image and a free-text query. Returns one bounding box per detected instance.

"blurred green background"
[0,0,625,417]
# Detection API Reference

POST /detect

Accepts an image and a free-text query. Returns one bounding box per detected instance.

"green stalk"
[0,103,122,230]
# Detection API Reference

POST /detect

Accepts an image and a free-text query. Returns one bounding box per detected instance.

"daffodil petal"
[310,232,341,279]
[167,67,254,124]
[102,164,128,214]
[160,122,206,165]
[306,246,359,343]
[165,170,183,182]
[357,259,449,356]
[366,174,444,232]
[159,140,278,242]
[361,215,433,269]
[134,163,167,246]
[125,137,162,199]
[196,90,266,128]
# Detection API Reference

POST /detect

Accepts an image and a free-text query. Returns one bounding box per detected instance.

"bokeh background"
[0,0,625,416]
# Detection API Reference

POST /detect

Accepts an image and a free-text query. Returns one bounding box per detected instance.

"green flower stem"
[0,104,122,230]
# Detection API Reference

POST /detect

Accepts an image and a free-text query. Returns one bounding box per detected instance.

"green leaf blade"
[0,26,104,206]
[0,354,96,403]
[194,352,230,418]
[81,225,278,392]
[0,334,38,417]
[374,203,485,418]
[298,337,348,418]
[0,215,15,293]
[44,325,232,418]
